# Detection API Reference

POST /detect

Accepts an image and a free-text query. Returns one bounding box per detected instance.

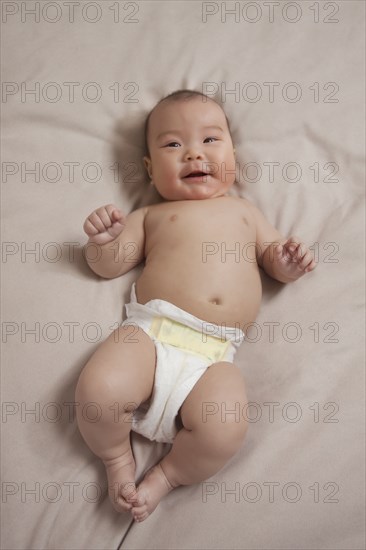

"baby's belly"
[135,262,262,330]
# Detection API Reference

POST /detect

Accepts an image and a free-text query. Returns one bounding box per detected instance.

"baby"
[75,90,317,523]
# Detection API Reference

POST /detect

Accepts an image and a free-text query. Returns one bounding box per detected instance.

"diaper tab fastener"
[148,317,230,363]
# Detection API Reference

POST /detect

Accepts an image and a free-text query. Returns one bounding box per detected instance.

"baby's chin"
[160,184,232,201]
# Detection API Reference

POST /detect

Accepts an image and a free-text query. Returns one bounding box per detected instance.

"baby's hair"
[144,89,231,156]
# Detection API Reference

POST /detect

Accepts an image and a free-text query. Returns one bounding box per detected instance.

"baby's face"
[144,97,236,201]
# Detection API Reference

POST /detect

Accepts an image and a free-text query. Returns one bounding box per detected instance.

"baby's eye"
[165,142,180,148]
[204,137,218,143]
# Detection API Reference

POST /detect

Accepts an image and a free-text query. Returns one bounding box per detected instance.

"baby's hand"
[83,204,126,245]
[273,236,317,282]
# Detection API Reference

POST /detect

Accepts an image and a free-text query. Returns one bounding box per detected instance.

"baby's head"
[143,90,236,201]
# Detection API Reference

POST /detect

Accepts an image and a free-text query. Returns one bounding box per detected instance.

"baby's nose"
[183,148,204,161]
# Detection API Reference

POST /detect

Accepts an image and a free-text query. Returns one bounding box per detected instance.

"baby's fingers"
[110,207,124,223]
[273,242,284,259]
[298,249,314,270]
[94,205,116,230]
[304,258,317,273]
[83,204,122,236]
[283,240,307,262]
[107,220,126,240]
[83,212,107,235]
[83,217,100,237]
[274,240,300,262]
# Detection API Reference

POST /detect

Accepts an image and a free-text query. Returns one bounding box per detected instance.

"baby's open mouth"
[184,171,209,178]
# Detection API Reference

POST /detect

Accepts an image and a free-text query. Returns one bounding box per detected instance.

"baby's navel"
[169,214,178,222]
[242,216,249,225]
[210,297,221,306]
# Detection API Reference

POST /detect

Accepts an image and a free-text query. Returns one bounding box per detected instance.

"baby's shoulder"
[226,195,258,220]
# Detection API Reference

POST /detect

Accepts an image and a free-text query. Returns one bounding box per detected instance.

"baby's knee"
[200,409,248,460]
[218,415,247,457]
[75,358,129,409]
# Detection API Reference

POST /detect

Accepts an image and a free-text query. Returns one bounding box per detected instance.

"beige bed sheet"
[1,1,365,549]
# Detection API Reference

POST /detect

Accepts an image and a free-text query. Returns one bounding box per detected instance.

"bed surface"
[1,1,365,549]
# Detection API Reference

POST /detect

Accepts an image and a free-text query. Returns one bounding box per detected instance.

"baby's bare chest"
[145,199,256,256]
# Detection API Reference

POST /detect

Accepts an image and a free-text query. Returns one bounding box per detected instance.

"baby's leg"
[75,325,156,513]
[131,362,247,522]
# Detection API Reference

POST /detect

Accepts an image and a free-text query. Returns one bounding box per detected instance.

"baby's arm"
[83,204,147,279]
[247,201,317,283]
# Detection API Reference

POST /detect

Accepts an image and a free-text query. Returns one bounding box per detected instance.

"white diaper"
[121,283,245,444]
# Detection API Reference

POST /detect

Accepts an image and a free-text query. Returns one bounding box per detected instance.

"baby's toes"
[119,499,133,513]
[121,482,139,505]
[129,487,146,508]
[131,504,149,523]
[109,492,132,513]
[109,482,137,512]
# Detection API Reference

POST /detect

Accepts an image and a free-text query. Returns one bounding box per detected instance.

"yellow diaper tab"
[149,317,230,364]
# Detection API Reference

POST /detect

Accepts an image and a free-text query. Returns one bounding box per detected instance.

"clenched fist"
[83,204,126,245]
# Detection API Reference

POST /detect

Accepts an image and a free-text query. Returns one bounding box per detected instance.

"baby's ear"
[143,156,152,179]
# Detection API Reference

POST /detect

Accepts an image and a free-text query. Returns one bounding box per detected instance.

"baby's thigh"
[77,324,156,405]
[180,362,248,438]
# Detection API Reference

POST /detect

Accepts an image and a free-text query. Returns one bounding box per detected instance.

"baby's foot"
[103,446,138,513]
[130,463,176,523]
